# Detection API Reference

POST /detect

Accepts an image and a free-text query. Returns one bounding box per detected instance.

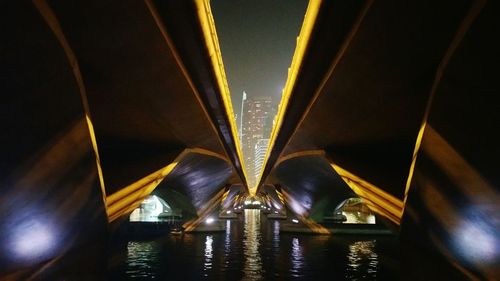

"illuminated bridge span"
[0,0,498,280]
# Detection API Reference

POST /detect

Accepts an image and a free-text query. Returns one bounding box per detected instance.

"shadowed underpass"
[1,0,499,280]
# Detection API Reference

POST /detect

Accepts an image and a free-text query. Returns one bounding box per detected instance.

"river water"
[108,209,399,280]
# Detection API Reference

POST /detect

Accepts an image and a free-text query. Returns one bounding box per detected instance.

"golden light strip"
[257,0,374,195]
[194,0,250,191]
[220,189,230,205]
[34,0,108,207]
[275,189,285,205]
[255,0,323,195]
[145,0,247,190]
[183,188,227,232]
[276,150,325,166]
[403,0,487,207]
[106,161,178,222]
[106,148,225,222]
[331,164,403,225]
[423,126,499,204]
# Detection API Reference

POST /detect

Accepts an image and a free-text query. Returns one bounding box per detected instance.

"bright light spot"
[276,206,281,210]
[292,219,299,224]
[226,210,231,214]
[288,197,308,216]
[130,195,170,222]
[252,201,261,205]
[11,219,56,261]
[244,200,252,205]
[453,218,499,263]
[274,211,279,214]
[205,217,215,224]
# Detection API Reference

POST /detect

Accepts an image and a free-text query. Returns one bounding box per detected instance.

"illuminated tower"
[254,139,269,179]
[241,96,276,188]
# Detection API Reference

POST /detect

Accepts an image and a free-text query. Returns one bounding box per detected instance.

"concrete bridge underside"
[1,0,499,280]
[258,0,499,279]
[1,0,246,278]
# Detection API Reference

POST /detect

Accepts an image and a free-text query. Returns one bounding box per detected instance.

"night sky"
[211,0,308,114]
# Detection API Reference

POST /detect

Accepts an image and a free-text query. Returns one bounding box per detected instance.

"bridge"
[1,0,498,280]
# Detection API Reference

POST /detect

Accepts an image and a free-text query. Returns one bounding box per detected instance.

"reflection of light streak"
[126,241,159,279]
[346,240,378,279]
[204,236,214,272]
[226,220,231,237]
[273,220,280,237]
[243,209,264,279]
[272,220,280,258]
[290,237,304,277]
[224,220,231,268]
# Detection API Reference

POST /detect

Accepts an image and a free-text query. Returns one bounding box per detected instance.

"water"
[109,210,399,280]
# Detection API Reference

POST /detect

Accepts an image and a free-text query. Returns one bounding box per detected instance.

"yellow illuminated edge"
[275,150,402,225]
[34,0,108,206]
[145,0,248,192]
[195,0,250,192]
[183,187,227,232]
[331,164,403,225]
[403,0,486,208]
[254,0,323,195]
[106,148,226,222]
[276,150,325,166]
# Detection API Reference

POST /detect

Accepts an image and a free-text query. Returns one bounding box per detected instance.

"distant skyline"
[211,0,308,115]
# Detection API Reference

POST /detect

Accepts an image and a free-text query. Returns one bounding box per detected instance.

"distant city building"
[240,94,276,188]
[254,139,269,179]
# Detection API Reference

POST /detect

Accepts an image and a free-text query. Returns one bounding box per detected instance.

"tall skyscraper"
[240,95,276,188]
[254,138,269,180]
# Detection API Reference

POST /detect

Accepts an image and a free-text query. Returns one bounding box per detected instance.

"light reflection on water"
[224,220,231,258]
[126,241,160,279]
[272,220,280,251]
[204,235,214,275]
[118,212,397,280]
[346,240,378,280]
[290,237,305,278]
[243,209,264,280]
